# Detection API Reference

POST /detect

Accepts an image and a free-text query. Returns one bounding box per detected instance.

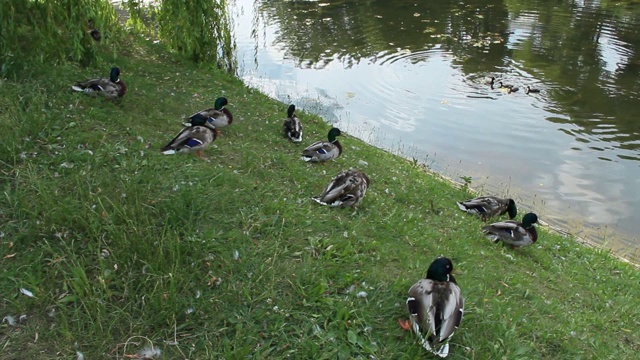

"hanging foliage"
[0,0,236,77]
[0,0,119,76]
[126,0,235,71]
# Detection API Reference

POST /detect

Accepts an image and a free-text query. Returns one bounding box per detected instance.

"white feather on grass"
[137,345,162,359]
[2,315,16,326]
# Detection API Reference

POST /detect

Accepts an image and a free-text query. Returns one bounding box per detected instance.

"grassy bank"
[1,33,639,359]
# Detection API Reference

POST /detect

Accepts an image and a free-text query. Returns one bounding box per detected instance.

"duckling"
[525,86,541,94]
[498,81,519,93]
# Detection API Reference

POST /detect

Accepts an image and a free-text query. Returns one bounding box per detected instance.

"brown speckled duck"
[312,169,370,209]
[283,104,303,142]
[456,196,517,221]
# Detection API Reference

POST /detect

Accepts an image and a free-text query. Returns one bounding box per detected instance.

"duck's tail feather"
[161,149,177,155]
[71,85,84,92]
[432,343,450,358]
[417,334,450,358]
[482,230,501,243]
[288,132,303,143]
[312,196,329,206]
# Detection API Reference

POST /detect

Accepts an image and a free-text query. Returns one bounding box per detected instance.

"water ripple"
[231,0,640,263]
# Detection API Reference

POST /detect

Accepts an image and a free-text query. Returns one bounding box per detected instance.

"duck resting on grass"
[301,127,342,162]
[283,104,303,142]
[312,169,370,209]
[456,196,517,221]
[71,67,126,100]
[161,117,217,161]
[87,19,101,42]
[482,212,539,248]
[186,97,233,133]
[399,257,464,358]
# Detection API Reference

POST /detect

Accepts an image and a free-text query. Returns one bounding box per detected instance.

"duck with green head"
[400,257,464,358]
[186,97,232,133]
[456,196,517,221]
[482,212,539,248]
[312,169,370,209]
[283,104,303,142]
[161,119,217,161]
[301,127,342,162]
[71,67,126,100]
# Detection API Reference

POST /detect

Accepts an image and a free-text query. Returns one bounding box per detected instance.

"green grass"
[1,33,639,359]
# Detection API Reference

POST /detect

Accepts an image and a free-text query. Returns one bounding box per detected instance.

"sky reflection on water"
[230,0,640,262]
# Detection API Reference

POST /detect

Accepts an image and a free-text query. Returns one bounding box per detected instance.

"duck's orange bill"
[398,319,411,331]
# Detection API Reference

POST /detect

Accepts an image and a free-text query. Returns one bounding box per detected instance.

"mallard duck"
[486,76,496,87]
[498,81,519,93]
[312,169,370,209]
[482,212,539,248]
[498,81,513,89]
[161,120,217,160]
[525,86,541,94]
[283,104,303,142]
[301,127,342,162]
[400,257,464,358]
[87,19,101,42]
[456,196,517,221]
[186,97,232,132]
[71,67,126,100]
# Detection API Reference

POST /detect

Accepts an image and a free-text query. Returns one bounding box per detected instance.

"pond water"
[229,0,640,262]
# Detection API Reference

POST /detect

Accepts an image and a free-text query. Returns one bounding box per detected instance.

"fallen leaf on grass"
[4,253,16,259]
[207,276,222,287]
